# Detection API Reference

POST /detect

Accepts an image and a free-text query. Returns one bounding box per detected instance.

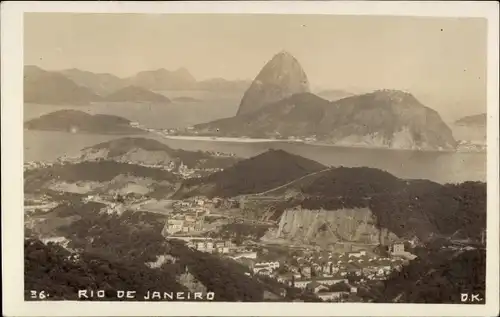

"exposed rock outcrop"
[236,51,310,116]
[266,206,399,245]
[196,90,457,151]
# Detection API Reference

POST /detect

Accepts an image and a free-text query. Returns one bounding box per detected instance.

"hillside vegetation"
[24,161,179,193]
[83,137,240,169]
[25,205,279,301]
[279,167,486,241]
[175,149,326,198]
[363,248,486,304]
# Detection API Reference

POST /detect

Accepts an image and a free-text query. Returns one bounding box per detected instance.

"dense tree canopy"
[26,207,274,301]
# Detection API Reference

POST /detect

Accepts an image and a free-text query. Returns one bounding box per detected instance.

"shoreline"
[24,128,147,136]
[160,134,486,154]
[161,135,281,143]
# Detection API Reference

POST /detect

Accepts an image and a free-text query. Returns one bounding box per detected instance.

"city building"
[164,219,184,235]
[187,239,232,254]
[389,242,406,255]
[255,261,280,270]
[253,263,273,275]
[230,251,258,260]
[347,250,367,258]
[306,282,329,293]
[293,276,348,289]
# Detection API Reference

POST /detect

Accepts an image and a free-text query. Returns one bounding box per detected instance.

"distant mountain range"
[24,66,102,105]
[129,68,197,91]
[454,113,486,127]
[196,78,251,92]
[59,68,125,95]
[24,65,251,105]
[25,55,477,153]
[24,110,144,134]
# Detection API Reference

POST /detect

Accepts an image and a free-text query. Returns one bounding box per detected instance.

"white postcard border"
[1,1,499,316]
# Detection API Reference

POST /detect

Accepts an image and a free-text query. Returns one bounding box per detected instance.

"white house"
[347,250,367,258]
[255,261,280,270]
[165,219,184,235]
[253,263,274,275]
[293,277,348,289]
[255,268,272,276]
[230,252,258,260]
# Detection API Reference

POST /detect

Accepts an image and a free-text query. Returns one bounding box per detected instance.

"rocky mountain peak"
[236,51,310,116]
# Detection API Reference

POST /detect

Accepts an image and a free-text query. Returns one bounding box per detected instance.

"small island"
[24,110,146,135]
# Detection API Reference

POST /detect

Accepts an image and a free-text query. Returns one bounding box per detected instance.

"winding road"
[243,167,332,198]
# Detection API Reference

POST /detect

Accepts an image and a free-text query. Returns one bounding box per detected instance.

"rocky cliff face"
[265,206,399,245]
[236,51,310,116]
[322,90,457,150]
[196,90,457,151]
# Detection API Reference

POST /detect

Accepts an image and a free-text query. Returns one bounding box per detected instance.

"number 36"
[30,290,47,299]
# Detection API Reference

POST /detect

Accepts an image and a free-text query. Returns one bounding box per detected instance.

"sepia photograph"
[1,1,499,317]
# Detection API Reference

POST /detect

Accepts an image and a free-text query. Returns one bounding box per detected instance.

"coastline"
[24,127,147,136]
[162,135,281,143]
[161,134,486,154]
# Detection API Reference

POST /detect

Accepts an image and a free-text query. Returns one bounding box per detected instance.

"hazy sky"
[24,13,487,119]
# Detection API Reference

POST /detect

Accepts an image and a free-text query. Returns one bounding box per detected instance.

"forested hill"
[25,238,188,301]
[273,166,486,241]
[81,137,240,169]
[24,160,180,193]
[361,247,486,304]
[174,149,326,198]
[24,110,143,134]
[25,206,283,301]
